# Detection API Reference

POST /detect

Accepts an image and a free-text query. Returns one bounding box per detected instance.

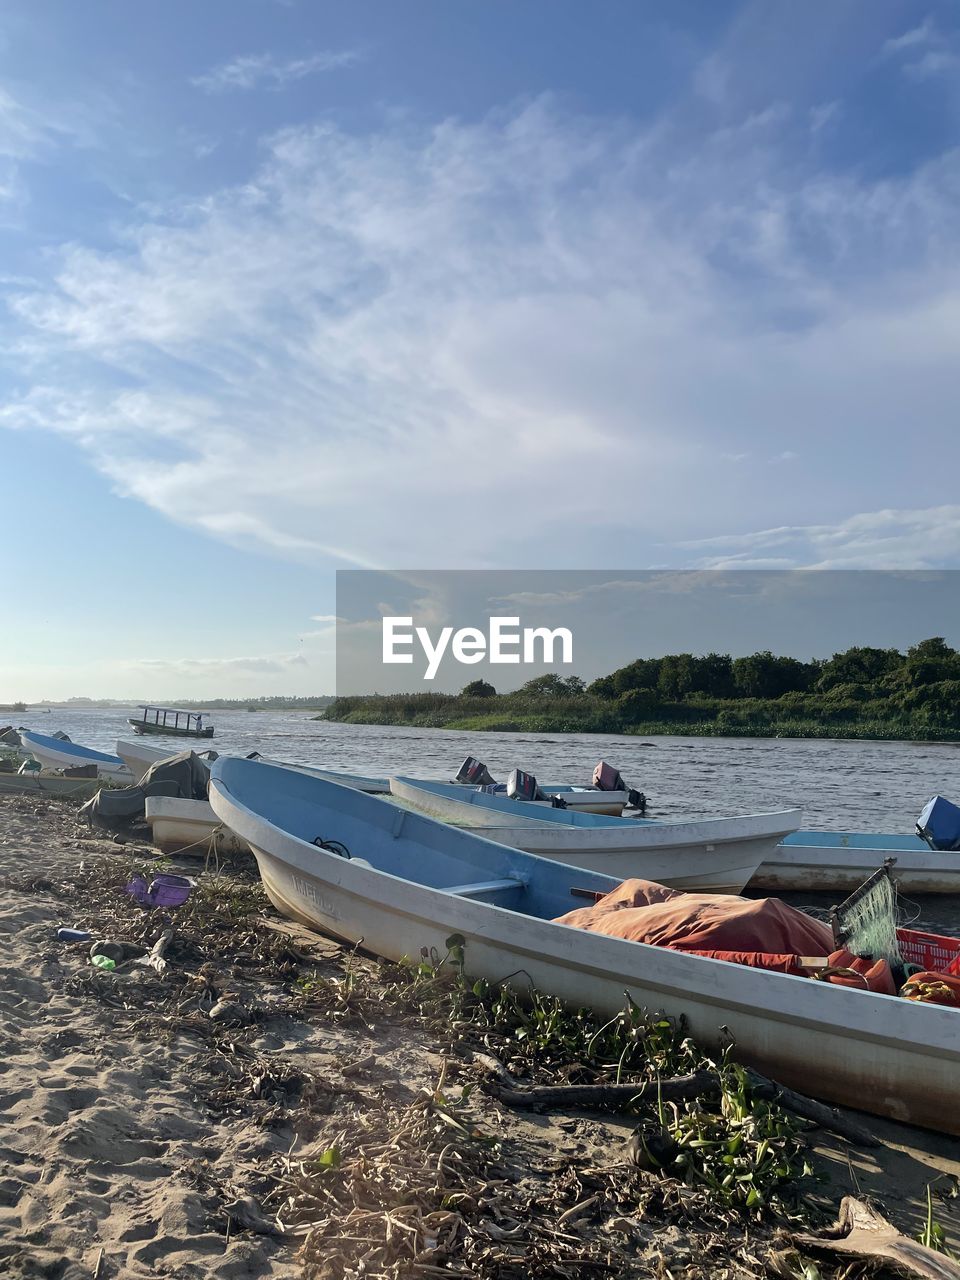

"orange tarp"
[555,878,833,956]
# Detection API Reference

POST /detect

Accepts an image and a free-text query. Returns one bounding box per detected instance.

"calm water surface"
[15,706,960,932]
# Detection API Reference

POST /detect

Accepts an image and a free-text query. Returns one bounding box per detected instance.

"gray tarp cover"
[80,750,211,825]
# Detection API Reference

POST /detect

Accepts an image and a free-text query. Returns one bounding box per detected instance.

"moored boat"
[18,730,133,782]
[209,757,960,1136]
[390,776,798,893]
[754,830,960,895]
[128,706,214,739]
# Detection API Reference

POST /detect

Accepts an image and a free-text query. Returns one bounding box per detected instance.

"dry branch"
[486,1066,880,1148]
[792,1196,960,1279]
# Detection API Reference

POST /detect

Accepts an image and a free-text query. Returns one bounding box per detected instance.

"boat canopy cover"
[80,750,211,827]
[917,796,960,852]
[556,878,833,956]
[140,750,211,799]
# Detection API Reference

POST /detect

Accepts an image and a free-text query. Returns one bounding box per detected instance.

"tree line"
[324,638,960,739]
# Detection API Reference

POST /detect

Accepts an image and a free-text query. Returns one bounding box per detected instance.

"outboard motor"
[917,795,960,851]
[506,768,541,802]
[593,760,625,792]
[455,756,497,787]
[593,759,648,814]
[628,790,647,814]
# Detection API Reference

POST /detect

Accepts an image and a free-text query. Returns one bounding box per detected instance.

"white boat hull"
[752,842,960,895]
[144,797,248,856]
[391,777,797,894]
[209,772,960,1136]
[20,734,132,782]
[116,739,171,783]
[0,772,102,799]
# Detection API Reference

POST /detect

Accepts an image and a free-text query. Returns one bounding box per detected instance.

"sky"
[2,0,960,699]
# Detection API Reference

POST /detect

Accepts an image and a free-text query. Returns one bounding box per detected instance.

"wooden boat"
[752,830,960,895]
[209,757,960,1135]
[18,730,133,782]
[144,796,248,856]
[128,706,214,739]
[390,777,798,894]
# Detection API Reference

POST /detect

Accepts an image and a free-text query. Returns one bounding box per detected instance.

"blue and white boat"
[754,829,959,895]
[19,730,133,782]
[390,777,798,894]
[208,756,960,1136]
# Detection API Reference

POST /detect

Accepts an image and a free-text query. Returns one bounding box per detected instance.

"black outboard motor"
[506,768,541,802]
[917,795,960,851]
[456,756,497,787]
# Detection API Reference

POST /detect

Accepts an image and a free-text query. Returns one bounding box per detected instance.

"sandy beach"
[2,790,959,1279]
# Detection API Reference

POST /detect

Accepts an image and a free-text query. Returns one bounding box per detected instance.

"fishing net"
[830,862,903,968]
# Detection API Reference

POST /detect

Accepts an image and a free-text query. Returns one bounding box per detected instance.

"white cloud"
[192,49,361,94]
[4,99,960,569]
[679,506,960,569]
[883,18,936,55]
[882,17,960,78]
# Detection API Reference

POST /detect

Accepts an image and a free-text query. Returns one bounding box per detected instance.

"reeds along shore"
[325,637,960,741]
[1,791,959,1279]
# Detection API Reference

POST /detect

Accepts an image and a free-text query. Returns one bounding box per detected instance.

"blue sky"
[2,0,960,698]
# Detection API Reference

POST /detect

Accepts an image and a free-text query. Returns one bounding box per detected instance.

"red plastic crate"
[897,927,960,977]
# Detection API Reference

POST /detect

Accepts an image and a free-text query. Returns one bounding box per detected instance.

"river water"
[13,706,960,932]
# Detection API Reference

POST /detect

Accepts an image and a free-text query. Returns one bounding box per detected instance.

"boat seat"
[444,877,524,900]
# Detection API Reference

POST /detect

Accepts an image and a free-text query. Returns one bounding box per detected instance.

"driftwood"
[486,1067,879,1147]
[792,1196,960,1280]
[142,928,174,976]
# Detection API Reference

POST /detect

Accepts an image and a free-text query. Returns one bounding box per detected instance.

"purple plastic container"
[125,873,193,908]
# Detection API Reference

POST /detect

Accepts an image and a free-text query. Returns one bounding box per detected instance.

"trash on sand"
[90,954,116,972]
[57,927,92,942]
[125,873,193,908]
[90,939,129,964]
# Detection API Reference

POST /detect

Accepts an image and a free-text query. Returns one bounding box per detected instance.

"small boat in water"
[390,777,798,894]
[18,730,133,782]
[209,757,960,1135]
[755,830,960,896]
[127,706,214,739]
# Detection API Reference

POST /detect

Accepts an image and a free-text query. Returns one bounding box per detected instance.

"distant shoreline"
[322,708,960,744]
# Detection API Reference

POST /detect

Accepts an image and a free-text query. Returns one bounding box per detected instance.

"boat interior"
[216,758,618,920]
[392,777,663,828]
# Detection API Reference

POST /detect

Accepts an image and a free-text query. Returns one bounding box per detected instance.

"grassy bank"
[323,638,960,741]
[323,693,960,742]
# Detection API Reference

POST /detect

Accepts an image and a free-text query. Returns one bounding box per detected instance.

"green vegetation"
[324,637,960,741]
[299,935,816,1221]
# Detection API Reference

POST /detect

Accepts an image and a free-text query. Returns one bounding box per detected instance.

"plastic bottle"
[90,954,116,972]
[57,928,92,942]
